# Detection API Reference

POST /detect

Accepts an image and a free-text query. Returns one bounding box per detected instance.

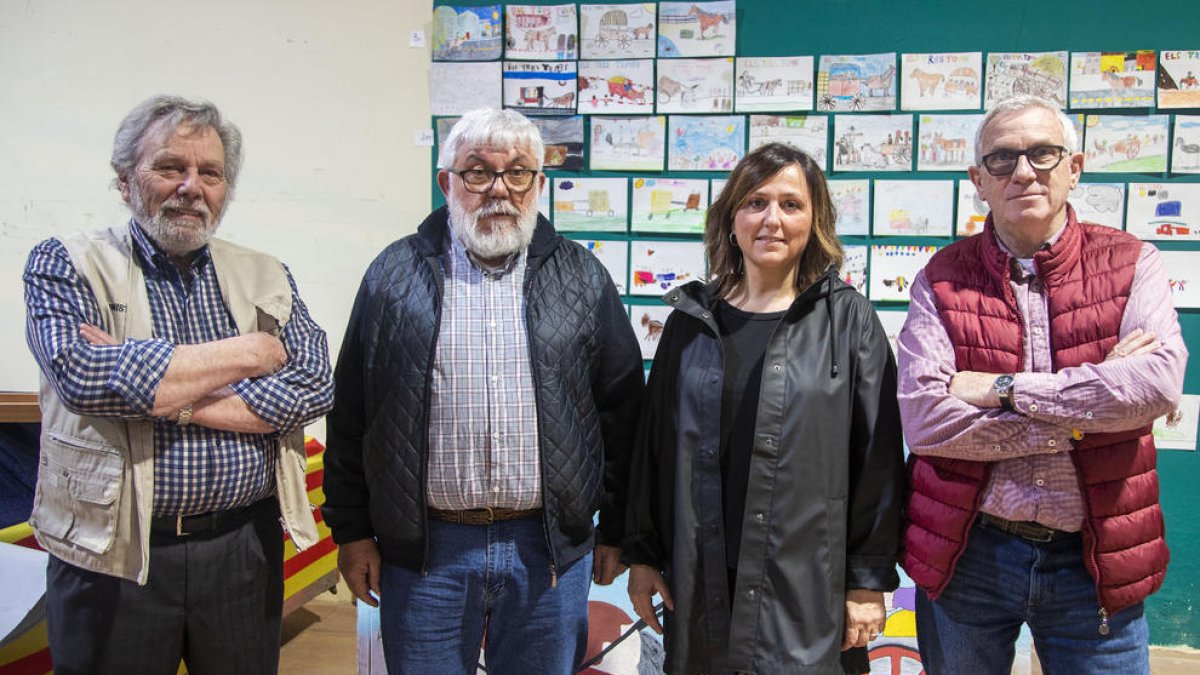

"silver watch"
[994,375,1015,411]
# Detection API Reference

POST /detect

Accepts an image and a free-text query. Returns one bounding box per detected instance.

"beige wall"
[0,1,434,438]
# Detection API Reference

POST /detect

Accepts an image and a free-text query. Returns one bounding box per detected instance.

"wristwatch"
[176,403,194,426]
[993,375,1015,411]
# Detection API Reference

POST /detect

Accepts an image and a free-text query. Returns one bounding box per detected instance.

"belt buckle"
[481,507,495,525]
[175,514,188,537]
[1025,524,1055,543]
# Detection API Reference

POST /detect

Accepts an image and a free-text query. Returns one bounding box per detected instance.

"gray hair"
[973,95,1078,165]
[437,108,544,170]
[111,95,244,192]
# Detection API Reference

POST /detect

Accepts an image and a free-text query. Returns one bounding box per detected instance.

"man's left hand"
[949,370,1003,408]
[593,544,627,585]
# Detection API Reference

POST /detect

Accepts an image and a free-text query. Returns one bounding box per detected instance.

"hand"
[627,564,673,635]
[1104,329,1160,362]
[842,589,886,650]
[241,331,288,377]
[948,371,1002,408]
[593,544,627,586]
[79,323,119,346]
[337,538,382,608]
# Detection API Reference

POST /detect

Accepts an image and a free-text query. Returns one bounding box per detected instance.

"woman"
[623,143,905,675]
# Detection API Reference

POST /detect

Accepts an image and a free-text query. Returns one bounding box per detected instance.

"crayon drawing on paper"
[1157,50,1200,109]
[1126,183,1200,240]
[984,51,1068,109]
[668,115,746,171]
[841,245,868,295]
[430,62,502,115]
[817,53,898,112]
[531,116,585,171]
[900,52,982,111]
[1069,183,1125,229]
[505,4,579,60]
[432,5,504,61]
[631,177,710,233]
[830,179,870,236]
[1083,114,1169,173]
[577,60,656,114]
[955,179,988,238]
[1172,115,1200,174]
[1153,394,1200,451]
[580,3,656,60]
[554,177,629,232]
[657,57,735,113]
[630,304,674,359]
[1069,51,1156,109]
[873,180,954,237]
[917,114,983,172]
[657,0,736,58]
[735,57,815,112]
[869,245,939,302]
[590,116,667,171]
[833,114,914,172]
[503,61,578,115]
[573,238,630,293]
[630,240,707,296]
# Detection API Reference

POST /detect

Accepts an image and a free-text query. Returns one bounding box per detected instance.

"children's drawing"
[1172,115,1200,174]
[530,115,584,170]
[917,114,983,172]
[656,57,735,113]
[554,178,628,232]
[435,117,461,148]
[657,1,736,58]
[505,4,578,60]
[829,179,870,236]
[1158,252,1200,310]
[503,61,578,115]
[668,115,746,171]
[1069,51,1156,109]
[430,62,502,115]
[710,178,728,203]
[630,240,706,296]
[577,59,655,114]
[1153,394,1200,450]
[735,57,815,112]
[869,245,939,302]
[840,245,868,295]
[1069,183,1125,229]
[1126,182,1200,240]
[874,309,908,357]
[817,53,898,112]
[873,180,954,236]
[1083,114,1169,173]
[630,303,674,358]
[573,238,630,293]
[590,115,666,171]
[539,183,552,221]
[955,179,988,238]
[580,3,656,60]
[748,115,828,168]
[1157,50,1200,109]
[432,5,504,61]
[631,177,709,233]
[984,51,1068,109]
[833,114,914,172]
[900,52,983,111]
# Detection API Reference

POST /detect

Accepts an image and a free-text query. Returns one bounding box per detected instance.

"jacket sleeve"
[621,311,680,568]
[592,278,647,548]
[320,271,376,545]
[844,301,904,592]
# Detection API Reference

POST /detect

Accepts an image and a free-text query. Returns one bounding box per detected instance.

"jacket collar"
[413,205,559,265]
[980,204,1081,289]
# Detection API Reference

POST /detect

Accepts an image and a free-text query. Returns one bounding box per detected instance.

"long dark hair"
[705,142,842,299]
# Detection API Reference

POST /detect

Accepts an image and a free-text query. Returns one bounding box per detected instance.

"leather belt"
[428,507,542,526]
[978,512,1074,543]
[151,498,276,538]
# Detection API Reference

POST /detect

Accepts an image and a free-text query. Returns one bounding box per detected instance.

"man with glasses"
[895,95,1186,673]
[323,107,644,674]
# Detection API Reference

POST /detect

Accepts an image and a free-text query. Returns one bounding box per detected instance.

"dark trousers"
[45,501,284,675]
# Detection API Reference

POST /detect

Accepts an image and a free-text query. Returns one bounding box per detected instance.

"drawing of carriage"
[607,76,647,103]
[594,8,634,49]
[944,67,980,96]
[646,189,703,219]
[1112,136,1142,160]
[822,63,867,110]
[519,86,545,105]
[557,190,615,217]
[1010,64,1064,99]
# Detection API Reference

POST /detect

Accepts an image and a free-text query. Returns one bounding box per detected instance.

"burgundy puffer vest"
[902,208,1169,616]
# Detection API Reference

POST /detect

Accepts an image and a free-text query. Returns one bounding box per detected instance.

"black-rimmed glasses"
[448,168,539,193]
[979,145,1070,176]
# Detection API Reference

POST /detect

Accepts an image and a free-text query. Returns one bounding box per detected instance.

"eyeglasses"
[448,167,539,194]
[979,145,1070,176]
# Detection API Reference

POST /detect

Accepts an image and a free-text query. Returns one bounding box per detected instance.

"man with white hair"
[897,95,1186,673]
[323,107,644,674]
[23,95,334,674]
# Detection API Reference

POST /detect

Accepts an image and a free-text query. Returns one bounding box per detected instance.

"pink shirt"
[897,233,1187,532]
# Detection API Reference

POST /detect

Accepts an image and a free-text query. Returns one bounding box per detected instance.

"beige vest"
[31,225,318,584]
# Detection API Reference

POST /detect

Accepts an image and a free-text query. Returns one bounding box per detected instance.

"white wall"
[0,1,435,438]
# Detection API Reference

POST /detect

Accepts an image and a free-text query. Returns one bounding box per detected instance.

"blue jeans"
[378,517,591,675]
[916,520,1149,675]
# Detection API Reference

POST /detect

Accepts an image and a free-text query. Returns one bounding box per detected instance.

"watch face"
[994,375,1014,390]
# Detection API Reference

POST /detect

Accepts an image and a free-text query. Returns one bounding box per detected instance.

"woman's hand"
[842,589,886,650]
[627,564,674,635]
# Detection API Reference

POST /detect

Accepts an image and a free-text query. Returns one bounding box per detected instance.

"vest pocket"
[37,432,124,555]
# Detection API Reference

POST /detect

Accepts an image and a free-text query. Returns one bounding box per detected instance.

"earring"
[729,230,737,245]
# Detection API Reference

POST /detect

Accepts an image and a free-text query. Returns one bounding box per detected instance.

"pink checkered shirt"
[897,230,1187,532]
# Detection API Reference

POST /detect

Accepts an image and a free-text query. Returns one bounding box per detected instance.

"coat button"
[755,513,765,523]
[702,312,711,319]
[772,363,782,371]
[1029,404,1039,412]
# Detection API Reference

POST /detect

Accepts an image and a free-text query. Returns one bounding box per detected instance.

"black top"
[715,299,785,574]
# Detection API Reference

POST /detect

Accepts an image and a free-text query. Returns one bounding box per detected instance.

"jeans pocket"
[36,431,125,554]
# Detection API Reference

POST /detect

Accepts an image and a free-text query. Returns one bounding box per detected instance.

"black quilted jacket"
[322,207,645,573]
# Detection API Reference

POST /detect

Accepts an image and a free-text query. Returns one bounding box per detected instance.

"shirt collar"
[129,218,212,274]
[448,234,524,280]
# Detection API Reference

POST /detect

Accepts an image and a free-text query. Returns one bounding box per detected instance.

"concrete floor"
[279,590,1200,674]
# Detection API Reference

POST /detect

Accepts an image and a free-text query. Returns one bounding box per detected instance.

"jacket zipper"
[419,254,446,577]
[521,257,560,589]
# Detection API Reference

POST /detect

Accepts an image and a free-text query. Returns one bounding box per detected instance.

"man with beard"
[22,95,334,674]
[323,107,644,674]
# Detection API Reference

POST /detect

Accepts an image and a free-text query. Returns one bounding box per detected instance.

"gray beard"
[447,196,538,261]
[130,187,222,257]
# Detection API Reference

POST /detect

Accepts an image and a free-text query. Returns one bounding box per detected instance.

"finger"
[631,595,662,635]
[1127,341,1161,358]
[368,558,381,600]
[593,556,603,584]
[657,580,675,612]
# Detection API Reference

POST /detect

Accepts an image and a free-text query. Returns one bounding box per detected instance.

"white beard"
[447,195,538,261]
[130,186,222,256]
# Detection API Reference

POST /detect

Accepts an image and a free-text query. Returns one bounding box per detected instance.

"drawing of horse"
[641,313,664,341]
[909,68,944,97]
[687,5,727,39]
[632,23,654,40]
[866,65,896,97]
[658,75,697,103]
[835,136,860,166]
[760,79,783,95]
[548,91,575,108]
[1101,68,1142,92]
[523,27,556,52]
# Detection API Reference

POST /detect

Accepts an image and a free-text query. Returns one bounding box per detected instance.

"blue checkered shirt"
[426,236,542,510]
[24,220,334,515]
